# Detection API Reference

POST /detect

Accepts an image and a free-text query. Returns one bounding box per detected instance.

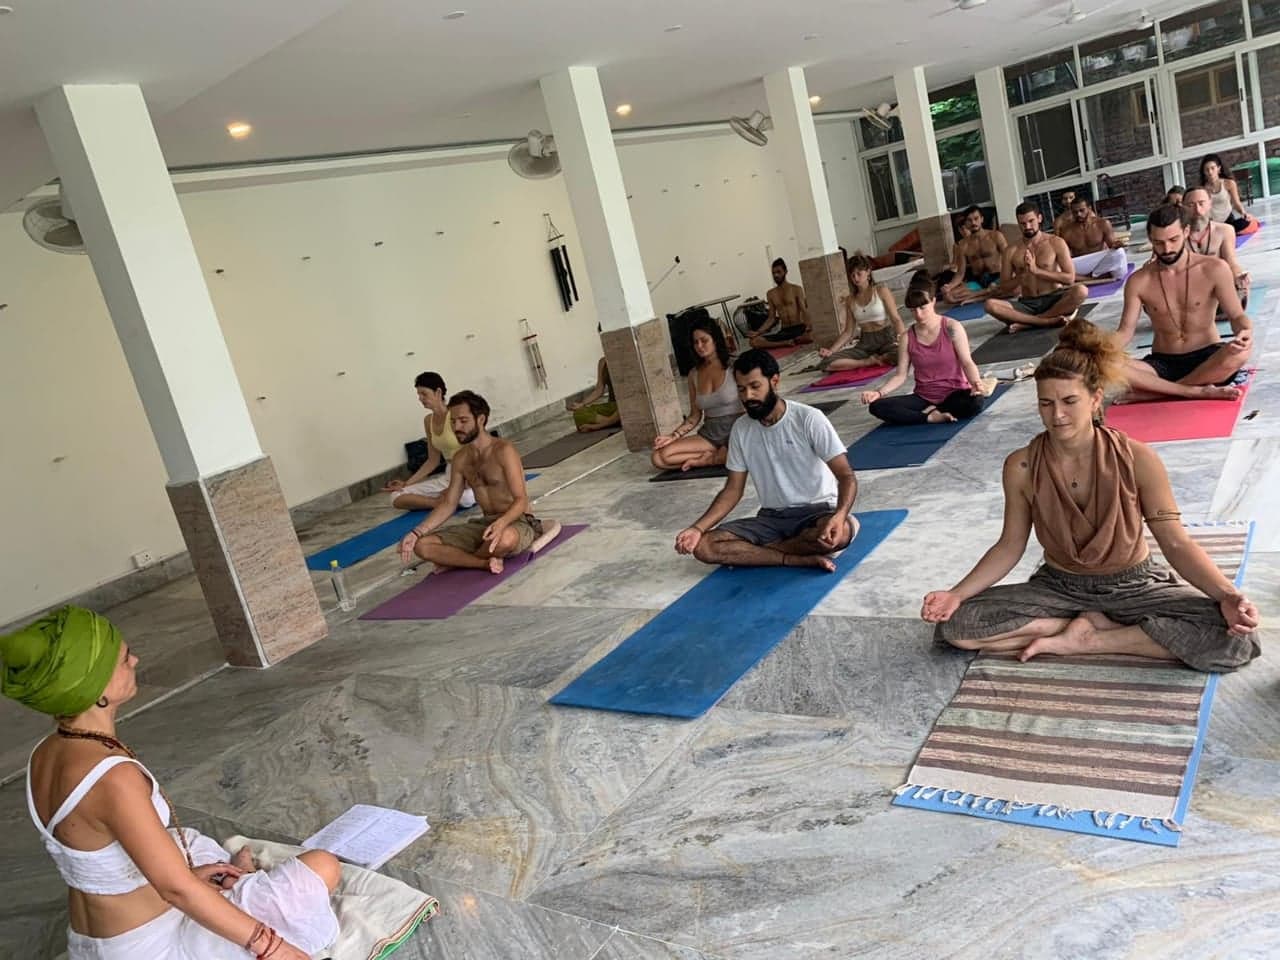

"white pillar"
[36,85,262,484]
[539,67,680,449]
[36,84,325,668]
[763,67,840,259]
[975,67,1022,226]
[893,66,948,220]
[539,67,653,334]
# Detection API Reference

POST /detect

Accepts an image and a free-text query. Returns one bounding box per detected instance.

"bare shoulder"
[1003,446,1032,481]
[1051,235,1072,256]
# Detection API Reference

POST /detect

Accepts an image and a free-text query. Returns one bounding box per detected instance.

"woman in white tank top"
[652,318,744,472]
[1200,153,1255,234]
[6,607,340,960]
[818,253,905,372]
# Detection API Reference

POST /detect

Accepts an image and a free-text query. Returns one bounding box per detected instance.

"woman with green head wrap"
[4,607,341,959]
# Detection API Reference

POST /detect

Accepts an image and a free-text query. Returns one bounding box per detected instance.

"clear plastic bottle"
[330,560,355,612]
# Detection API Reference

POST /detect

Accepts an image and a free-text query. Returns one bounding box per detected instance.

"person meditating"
[860,280,985,425]
[749,258,813,348]
[569,357,621,433]
[3,606,341,959]
[986,202,1087,332]
[400,390,559,574]
[1183,187,1250,310]
[817,252,904,372]
[938,205,1007,305]
[1058,196,1128,282]
[651,317,743,472]
[1115,204,1252,401]
[384,371,476,511]
[675,349,858,571]
[922,321,1261,671]
[1200,153,1256,235]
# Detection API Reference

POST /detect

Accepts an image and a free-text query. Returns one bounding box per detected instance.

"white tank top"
[1208,181,1233,222]
[27,742,173,895]
[851,287,888,325]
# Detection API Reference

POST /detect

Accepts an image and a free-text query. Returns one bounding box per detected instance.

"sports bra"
[695,366,742,420]
[427,413,462,462]
[26,742,171,895]
[851,287,888,326]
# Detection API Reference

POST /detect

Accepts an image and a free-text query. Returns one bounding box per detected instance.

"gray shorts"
[820,325,898,370]
[716,503,840,546]
[1010,288,1071,317]
[698,414,740,448]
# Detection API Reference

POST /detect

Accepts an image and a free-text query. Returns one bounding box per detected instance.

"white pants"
[391,464,476,509]
[1072,247,1128,280]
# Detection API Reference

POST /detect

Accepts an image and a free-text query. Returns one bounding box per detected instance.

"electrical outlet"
[131,551,155,570]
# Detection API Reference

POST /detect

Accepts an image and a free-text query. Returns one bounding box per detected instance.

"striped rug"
[894,520,1253,846]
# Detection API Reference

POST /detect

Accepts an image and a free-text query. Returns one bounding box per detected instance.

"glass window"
[1183,145,1264,203]
[1258,44,1280,128]
[1005,48,1078,106]
[1024,184,1092,232]
[930,80,981,132]
[1161,1,1246,62]
[937,130,991,209]
[1096,167,1168,225]
[1079,26,1158,85]
[1265,138,1280,195]
[893,150,917,218]
[1252,0,1280,36]
[866,155,899,221]
[1079,81,1154,169]
[1175,59,1243,148]
[1018,103,1081,184]
[858,116,904,151]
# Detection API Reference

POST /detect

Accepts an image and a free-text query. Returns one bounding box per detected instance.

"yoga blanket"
[360,523,587,620]
[226,836,439,960]
[799,364,894,394]
[1107,376,1251,443]
[523,427,621,469]
[846,383,1012,471]
[969,303,1097,366]
[894,520,1253,847]
[549,509,908,718]
[1079,263,1135,299]
[1235,220,1263,247]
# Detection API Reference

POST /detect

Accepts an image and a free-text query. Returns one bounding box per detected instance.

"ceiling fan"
[1054,0,1128,26]
[932,0,988,17]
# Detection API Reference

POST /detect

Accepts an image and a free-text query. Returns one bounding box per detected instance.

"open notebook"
[303,804,430,871]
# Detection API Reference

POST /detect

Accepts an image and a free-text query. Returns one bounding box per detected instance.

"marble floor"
[2,204,1279,959]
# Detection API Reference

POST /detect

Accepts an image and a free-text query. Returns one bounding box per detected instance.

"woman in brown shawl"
[922,320,1260,671]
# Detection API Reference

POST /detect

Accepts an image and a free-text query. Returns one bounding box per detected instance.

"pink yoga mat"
[360,523,588,620]
[800,364,894,393]
[766,345,799,360]
[1107,381,1250,443]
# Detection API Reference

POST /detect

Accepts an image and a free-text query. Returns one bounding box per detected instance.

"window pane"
[893,150,917,218]
[1096,167,1168,225]
[1005,48,1078,106]
[858,116,904,151]
[1265,139,1280,195]
[1025,184,1092,230]
[1160,0,1246,62]
[930,80,981,132]
[1252,0,1280,37]
[1259,44,1280,128]
[866,155,899,221]
[1181,145,1264,204]
[1018,104,1081,184]
[1079,26,1159,85]
[937,130,991,209]
[1175,58,1243,148]
[1080,82,1154,169]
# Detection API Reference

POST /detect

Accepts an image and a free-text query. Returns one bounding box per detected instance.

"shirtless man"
[985,202,1087,332]
[939,205,1008,304]
[749,258,812,348]
[1058,196,1128,282]
[399,391,560,573]
[1051,190,1077,237]
[1183,187,1250,309]
[1115,204,1252,401]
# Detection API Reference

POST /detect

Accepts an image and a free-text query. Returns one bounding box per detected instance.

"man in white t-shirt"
[674,349,860,571]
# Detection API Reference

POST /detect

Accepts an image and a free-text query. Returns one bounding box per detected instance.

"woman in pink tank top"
[860,278,986,424]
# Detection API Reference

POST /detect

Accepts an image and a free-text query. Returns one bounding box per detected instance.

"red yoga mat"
[1107,381,1250,443]
[766,345,799,360]
[800,364,894,393]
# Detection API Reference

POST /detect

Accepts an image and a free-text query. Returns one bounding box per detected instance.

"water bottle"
[330,560,355,612]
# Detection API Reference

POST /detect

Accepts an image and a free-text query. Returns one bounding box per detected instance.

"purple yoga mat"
[1080,263,1135,299]
[360,524,588,620]
[1236,221,1264,248]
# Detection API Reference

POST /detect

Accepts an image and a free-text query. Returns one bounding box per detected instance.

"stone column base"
[599,318,684,451]
[914,214,958,273]
[167,456,327,667]
[798,252,849,347]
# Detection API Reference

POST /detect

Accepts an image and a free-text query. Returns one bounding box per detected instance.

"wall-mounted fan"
[860,102,895,131]
[23,186,84,254]
[508,130,561,179]
[729,111,773,147]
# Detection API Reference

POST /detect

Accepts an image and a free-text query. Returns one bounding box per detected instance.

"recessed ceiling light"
[803,33,821,40]
[443,10,466,19]
[664,24,683,32]
[615,103,633,117]
[0,5,14,14]
[809,95,822,105]
[226,121,252,139]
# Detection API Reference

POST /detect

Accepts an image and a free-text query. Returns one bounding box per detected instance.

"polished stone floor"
[2,206,1278,959]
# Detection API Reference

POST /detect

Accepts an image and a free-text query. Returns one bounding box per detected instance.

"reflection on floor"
[3,205,1279,959]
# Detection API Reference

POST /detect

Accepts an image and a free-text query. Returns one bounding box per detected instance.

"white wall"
[815,119,875,257]
[0,128,797,623]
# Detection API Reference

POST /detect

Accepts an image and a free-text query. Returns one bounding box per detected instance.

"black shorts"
[1010,288,1071,316]
[965,269,1000,288]
[1141,343,1228,383]
[717,504,838,546]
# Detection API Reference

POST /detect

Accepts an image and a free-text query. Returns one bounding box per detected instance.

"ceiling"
[0,0,1212,204]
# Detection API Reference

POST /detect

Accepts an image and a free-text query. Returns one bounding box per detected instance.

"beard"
[456,426,481,444]
[743,389,780,421]
[1188,214,1209,232]
[1155,245,1185,266]
[1022,227,1039,240]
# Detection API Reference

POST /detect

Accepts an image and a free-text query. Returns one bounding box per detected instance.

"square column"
[763,67,847,346]
[975,67,1023,228]
[893,66,954,271]
[540,67,681,450]
[37,85,325,668]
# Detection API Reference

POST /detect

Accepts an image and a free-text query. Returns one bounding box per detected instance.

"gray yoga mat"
[970,302,1097,366]
[522,426,621,469]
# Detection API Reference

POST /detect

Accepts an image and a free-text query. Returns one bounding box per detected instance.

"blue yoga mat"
[549,508,908,719]
[943,301,989,322]
[847,383,1012,471]
[304,473,538,571]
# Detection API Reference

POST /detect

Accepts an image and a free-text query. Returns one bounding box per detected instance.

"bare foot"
[431,563,455,576]
[1192,384,1243,401]
[1019,615,1097,661]
[487,556,505,575]
[681,456,712,472]
[926,410,957,423]
[529,519,562,553]
[1007,322,1030,334]
[230,846,257,873]
[783,554,837,572]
